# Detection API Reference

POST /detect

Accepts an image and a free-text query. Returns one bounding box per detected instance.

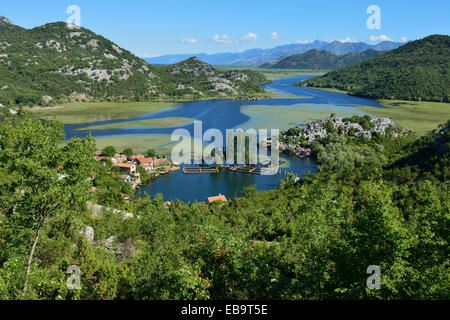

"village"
[91,150,236,205]
[94,151,176,190]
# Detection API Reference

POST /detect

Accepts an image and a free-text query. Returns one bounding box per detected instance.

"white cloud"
[335,37,358,43]
[213,32,259,44]
[140,54,160,58]
[181,38,198,44]
[213,34,234,44]
[369,35,393,42]
[400,36,408,43]
[270,32,279,40]
[240,32,258,43]
[296,40,314,44]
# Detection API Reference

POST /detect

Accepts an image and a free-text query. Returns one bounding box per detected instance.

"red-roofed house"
[300,148,311,156]
[154,158,170,167]
[115,163,136,175]
[138,157,154,167]
[96,156,113,162]
[206,194,227,204]
[141,165,154,173]
[131,154,145,161]
[113,154,127,162]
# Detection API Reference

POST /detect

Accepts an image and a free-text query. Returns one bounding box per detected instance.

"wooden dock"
[227,165,278,175]
[182,166,219,174]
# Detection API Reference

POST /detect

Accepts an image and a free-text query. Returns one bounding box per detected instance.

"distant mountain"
[300,35,450,102]
[146,40,404,66]
[266,49,383,70]
[0,19,268,106]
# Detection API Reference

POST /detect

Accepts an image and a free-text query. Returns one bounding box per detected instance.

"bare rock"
[41,96,52,104]
[80,226,95,243]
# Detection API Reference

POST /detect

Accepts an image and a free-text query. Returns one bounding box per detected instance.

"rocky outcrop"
[280,116,406,156]
[80,226,95,243]
[41,96,52,104]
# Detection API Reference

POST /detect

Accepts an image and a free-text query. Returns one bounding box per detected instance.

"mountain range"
[300,34,450,102]
[263,49,384,70]
[146,40,404,66]
[0,17,268,107]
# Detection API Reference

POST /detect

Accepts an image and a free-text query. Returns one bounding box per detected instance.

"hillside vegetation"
[264,49,383,70]
[299,35,450,102]
[0,109,448,300]
[0,19,268,107]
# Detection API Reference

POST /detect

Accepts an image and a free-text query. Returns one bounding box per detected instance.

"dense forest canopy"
[0,109,448,299]
[299,35,450,102]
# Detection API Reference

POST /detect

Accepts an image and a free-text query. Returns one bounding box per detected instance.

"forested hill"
[0,18,268,106]
[264,49,383,70]
[299,35,450,102]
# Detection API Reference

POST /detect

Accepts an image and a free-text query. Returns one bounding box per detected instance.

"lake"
[63,75,386,202]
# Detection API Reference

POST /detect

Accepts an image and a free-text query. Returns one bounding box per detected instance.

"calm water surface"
[64,76,385,140]
[63,76,385,202]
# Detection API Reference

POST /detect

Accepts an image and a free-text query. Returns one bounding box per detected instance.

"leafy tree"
[102,146,117,157]
[0,112,96,297]
[123,148,133,158]
[146,149,156,157]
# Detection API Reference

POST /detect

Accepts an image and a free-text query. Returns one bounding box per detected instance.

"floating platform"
[182,166,219,174]
[227,165,279,175]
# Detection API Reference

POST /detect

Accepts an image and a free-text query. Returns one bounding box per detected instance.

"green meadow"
[256,89,309,99]
[306,87,348,94]
[358,100,450,136]
[29,101,180,124]
[76,117,195,131]
[238,103,369,130]
[215,66,325,80]
[94,133,178,155]
[94,133,207,156]
[259,69,326,80]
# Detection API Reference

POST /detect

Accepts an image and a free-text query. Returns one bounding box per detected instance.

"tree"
[147,149,156,157]
[123,148,133,158]
[278,172,298,190]
[0,112,97,297]
[102,146,117,157]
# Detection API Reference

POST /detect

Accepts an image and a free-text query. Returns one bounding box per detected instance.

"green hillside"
[298,35,450,102]
[0,19,268,107]
[267,49,383,70]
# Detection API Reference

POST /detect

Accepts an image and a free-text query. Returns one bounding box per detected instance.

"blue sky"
[2,0,449,57]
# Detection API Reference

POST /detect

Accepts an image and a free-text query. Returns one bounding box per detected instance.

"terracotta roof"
[96,156,112,161]
[116,163,134,168]
[207,194,227,203]
[154,158,169,165]
[132,155,145,160]
[139,157,154,163]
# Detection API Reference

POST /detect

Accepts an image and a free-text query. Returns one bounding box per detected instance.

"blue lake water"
[140,156,318,203]
[64,76,385,140]
[63,76,386,202]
